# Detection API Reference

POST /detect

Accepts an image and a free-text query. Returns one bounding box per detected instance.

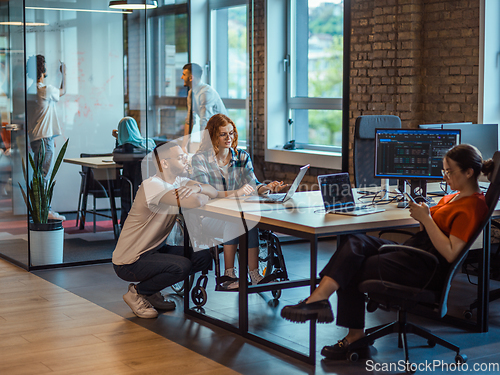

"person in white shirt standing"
[181,63,227,136]
[27,54,66,221]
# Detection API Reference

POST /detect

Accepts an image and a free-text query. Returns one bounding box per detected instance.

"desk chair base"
[350,309,467,371]
[465,287,500,319]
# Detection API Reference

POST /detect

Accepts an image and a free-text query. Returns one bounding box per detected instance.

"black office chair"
[353,115,401,189]
[346,151,500,371]
[76,153,122,232]
[352,115,412,239]
[112,146,146,225]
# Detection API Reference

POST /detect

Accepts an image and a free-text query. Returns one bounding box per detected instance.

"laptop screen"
[283,164,310,201]
[317,173,355,210]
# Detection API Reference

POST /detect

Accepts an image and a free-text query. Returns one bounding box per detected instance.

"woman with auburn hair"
[191,113,288,289]
[281,144,494,361]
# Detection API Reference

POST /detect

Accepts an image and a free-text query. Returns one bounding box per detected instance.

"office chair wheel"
[427,339,436,348]
[347,351,359,362]
[401,362,416,374]
[272,289,282,299]
[455,353,467,364]
[191,286,207,307]
[463,309,473,320]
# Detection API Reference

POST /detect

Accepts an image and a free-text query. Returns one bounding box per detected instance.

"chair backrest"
[80,153,119,193]
[353,115,401,188]
[437,150,500,317]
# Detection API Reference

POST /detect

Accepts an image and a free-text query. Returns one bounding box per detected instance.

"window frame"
[265,0,349,170]
[208,0,249,146]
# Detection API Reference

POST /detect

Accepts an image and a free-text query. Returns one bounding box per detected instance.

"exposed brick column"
[420,0,479,125]
[349,0,478,177]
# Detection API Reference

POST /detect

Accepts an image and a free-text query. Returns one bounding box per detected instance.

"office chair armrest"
[376,244,440,294]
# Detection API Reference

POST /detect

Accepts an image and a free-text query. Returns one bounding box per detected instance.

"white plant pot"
[29,219,64,266]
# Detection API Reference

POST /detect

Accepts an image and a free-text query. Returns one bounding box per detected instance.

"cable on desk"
[357,189,400,207]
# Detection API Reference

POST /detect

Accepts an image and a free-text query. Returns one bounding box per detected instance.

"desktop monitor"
[419,122,472,129]
[441,123,499,161]
[374,128,461,199]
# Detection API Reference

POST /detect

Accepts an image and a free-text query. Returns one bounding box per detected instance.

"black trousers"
[320,234,437,329]
[114,245,212,296]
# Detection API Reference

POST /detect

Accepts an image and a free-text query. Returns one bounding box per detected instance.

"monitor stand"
[409,179,427,203]
[427,182,452,196]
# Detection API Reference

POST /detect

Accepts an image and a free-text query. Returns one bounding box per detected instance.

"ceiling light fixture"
[109,0,157,10]
[25,6,132,14]
[0,21,48,26]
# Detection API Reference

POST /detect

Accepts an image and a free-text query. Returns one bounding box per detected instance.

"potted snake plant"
[19,139,69,266]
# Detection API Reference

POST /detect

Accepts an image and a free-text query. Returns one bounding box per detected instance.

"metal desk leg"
[309,236,318,362]
[239,229,249,333]
[183,215,190,312]
[106,171,120,240]
[79,179,89,230]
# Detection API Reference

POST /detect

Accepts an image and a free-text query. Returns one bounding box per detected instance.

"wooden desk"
[63,157,122,239]
[185,190,500,363]
[184,191,420,363]
[64,156,118,168]
[205,190,324,213]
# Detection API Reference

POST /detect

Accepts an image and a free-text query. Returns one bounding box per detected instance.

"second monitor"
[419,123,499,161]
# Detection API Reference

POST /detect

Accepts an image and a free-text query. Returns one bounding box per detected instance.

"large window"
[146,1,189,140]
[210,0,248,144]
[289,0,343,150]
[266,0,345,168]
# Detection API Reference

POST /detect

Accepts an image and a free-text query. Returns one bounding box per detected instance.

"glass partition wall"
[0,0,254,270]
[0,0,28,268]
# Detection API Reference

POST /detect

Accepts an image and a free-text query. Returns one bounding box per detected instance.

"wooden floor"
[3,237,500,375]
[0,259,238,375]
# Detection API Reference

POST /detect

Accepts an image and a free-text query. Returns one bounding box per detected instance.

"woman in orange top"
[281,144,494,360]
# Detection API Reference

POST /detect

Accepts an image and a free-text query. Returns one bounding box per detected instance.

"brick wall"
[250,0,480,187]
[124,0,480,189]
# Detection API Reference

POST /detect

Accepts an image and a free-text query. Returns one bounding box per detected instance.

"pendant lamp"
[109,0,157,10]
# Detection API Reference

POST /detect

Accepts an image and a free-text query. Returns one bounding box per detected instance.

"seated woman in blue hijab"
[112,117,156,225]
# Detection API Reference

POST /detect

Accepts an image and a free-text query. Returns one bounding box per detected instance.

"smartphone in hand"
[404,192,417,204]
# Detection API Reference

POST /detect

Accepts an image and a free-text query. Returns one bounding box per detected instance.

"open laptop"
[318,173,385,216]
[245,164,310,203]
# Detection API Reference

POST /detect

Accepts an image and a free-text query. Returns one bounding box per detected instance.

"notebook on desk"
[245,164,310,203]
[318,173,385,216]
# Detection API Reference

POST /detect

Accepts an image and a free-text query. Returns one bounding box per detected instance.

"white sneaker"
[249,268,264,285]
[48,210,66,221]
[145,292,176,311]
[123,284,158,318]
[225,267,237,279]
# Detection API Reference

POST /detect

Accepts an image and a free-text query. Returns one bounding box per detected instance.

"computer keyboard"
[266,193,286,201]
